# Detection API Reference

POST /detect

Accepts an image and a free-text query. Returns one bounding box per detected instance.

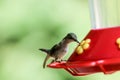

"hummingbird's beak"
[74,39,80,43]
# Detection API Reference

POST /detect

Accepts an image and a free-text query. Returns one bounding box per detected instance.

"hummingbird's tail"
[39,48,51,68]
[43,54,50,68]
[39,48,50,53]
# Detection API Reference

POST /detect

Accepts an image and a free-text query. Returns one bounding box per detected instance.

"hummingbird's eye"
[68,36,74,39]
[66,33,77,40]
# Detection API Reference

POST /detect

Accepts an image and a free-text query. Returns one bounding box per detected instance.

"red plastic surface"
[48,27,120,76]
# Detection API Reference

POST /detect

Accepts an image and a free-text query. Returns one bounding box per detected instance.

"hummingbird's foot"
[50,60,56,63]
[61,59,67,61]
[50,59,66,63]
[56,61,61,63]
[56,59,67,63]
[50,59,60,63]
[60,60,67,63]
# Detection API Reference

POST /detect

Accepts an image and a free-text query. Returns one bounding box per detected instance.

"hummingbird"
[39,33,79,68]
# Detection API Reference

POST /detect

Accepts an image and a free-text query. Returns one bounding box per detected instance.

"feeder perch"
[48,0,120,76]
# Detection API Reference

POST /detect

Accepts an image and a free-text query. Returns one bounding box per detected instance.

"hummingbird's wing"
[50,44,61,54]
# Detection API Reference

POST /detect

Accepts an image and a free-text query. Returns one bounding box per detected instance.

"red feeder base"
[48,27,120,76]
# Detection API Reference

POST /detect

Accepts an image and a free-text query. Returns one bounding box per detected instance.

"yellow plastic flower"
[76,39,91,54]
[116,38,120,49]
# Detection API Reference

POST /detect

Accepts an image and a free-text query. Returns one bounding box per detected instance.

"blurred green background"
[0,0,120,80]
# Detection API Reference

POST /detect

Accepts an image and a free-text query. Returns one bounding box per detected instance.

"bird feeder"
[48,0,120,76]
